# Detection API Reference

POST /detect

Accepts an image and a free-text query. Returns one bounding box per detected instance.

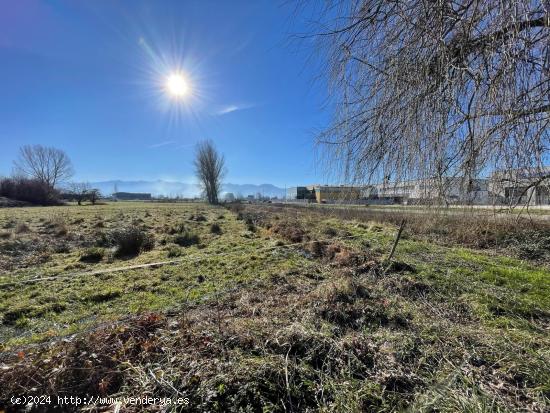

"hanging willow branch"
[309,0,550,194]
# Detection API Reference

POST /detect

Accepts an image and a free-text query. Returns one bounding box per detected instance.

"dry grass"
[264,203,550,263]
[109,226,155,257]
[0,202,548,411]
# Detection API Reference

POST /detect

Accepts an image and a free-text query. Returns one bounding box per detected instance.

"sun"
[165,73,189,98]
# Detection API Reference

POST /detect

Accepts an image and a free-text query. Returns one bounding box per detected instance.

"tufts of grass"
[55,224,68,237]
[14,222,30,233]
[86,290,122,303]
[210,222,222,234]
[53,242,71,253]
[173,230,200,247]
[79,247,105,263]
[169,221,187,235]
[322,226,338,237]
[245,218,256,232]
[110,227,155,257]
[167,245,182,258]
[170,223,200,247]
[2,302,67,326]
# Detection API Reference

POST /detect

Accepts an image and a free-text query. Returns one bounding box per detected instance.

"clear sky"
[0,0,331,187]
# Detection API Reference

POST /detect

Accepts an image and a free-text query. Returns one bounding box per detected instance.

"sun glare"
[165,73,189,98]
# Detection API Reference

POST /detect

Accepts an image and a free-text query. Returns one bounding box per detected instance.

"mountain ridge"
[89,180,286,198]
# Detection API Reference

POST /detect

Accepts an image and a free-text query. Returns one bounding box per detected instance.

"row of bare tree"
[1,145,100,205]
[3,141,226,205]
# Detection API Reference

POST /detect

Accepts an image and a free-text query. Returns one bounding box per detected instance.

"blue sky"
[0,0,331,187]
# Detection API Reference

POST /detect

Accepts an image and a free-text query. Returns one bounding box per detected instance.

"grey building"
[113,192,152,200]
[286,186,315,201]
[489,168,550,205]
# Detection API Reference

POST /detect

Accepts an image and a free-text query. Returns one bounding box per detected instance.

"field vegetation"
[0,201,548,412]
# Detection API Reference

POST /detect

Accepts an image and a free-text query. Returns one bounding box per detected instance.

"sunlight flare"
[165,73,190,98]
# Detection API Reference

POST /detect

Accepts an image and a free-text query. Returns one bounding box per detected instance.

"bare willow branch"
[310,0,549,196]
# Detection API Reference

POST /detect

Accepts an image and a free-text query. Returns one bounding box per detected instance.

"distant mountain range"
[89,180,286,198]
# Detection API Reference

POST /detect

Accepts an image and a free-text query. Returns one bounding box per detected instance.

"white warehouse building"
[489,168,550,206]
[367,177,489,205]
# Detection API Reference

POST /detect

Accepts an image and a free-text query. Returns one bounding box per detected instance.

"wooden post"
[387,218,406,263]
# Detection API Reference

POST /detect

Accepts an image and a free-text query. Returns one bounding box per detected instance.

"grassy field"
[0,202,311,348]
[0,201,549,411]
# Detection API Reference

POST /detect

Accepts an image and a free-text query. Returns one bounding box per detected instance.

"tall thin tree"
[194,140,226,204]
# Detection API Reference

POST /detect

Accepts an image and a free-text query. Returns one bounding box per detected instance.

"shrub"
[245,217,255,232]
[79,247,105,263]
[323,227,338,237]
[109,227,155,257]
[169,222,187,235]
[167,245,182,257]
[44,215,68,236]
[55,224,68,237]
[192,214,207,222]
[0,177,60,205]
[94,231,110,247]
[210,223,222,234]
[173,230,200,247]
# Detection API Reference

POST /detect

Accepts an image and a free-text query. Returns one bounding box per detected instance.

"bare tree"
[14,145,73,188]
[307,1,549,197]
[67,183,101,205]
[88,188,101,205]
[194,140,225,204]
[68,182,91,206]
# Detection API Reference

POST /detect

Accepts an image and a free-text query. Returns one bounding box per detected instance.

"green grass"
[1,201,549,411]
[0,202,315,349]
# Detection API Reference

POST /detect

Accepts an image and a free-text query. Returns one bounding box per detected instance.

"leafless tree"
[307,1,549,199]
[67,183,101,205]
[14,145,73,188]
[194,140,226,204]
[68,182,91,206]
[88,189,101,205]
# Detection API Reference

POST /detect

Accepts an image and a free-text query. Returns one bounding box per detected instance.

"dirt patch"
[269,221,308,243]
[305,240,366,266]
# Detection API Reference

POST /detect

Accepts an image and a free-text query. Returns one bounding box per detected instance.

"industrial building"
[489,168,550,206]
[287,179,488,205]
[372,177,489,205]
[113,192,152,200]
[287,168,549,206]
[311,185,361,203]
[286,185,361,203]
[286,186,315,201]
